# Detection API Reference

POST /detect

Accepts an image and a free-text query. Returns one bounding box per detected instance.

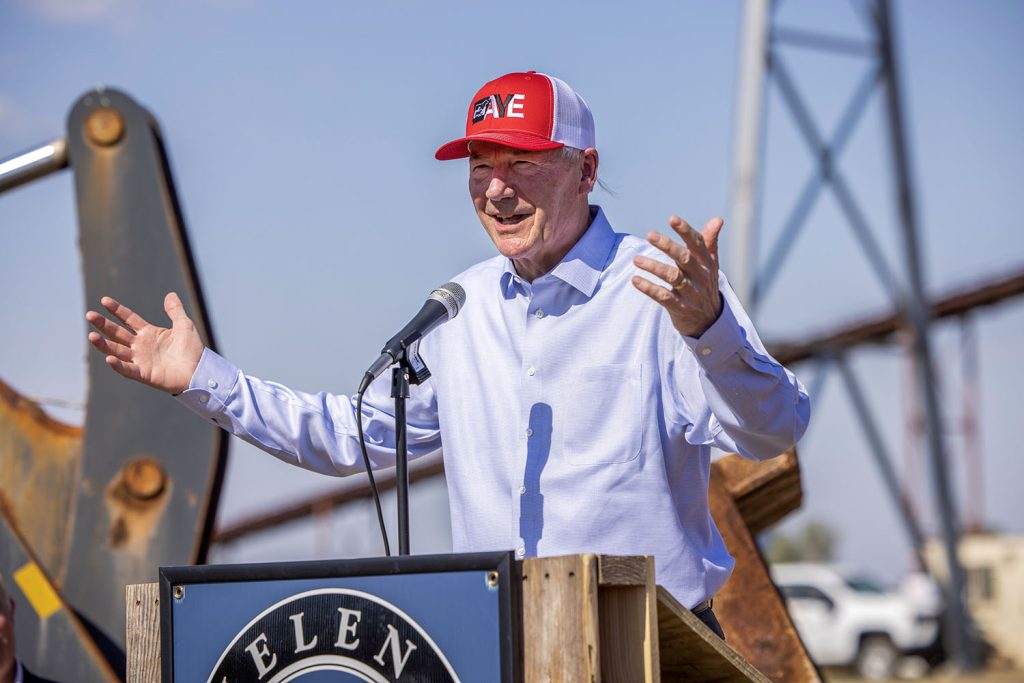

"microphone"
[357,282,467,394]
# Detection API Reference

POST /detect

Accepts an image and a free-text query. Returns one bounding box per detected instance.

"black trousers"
[693,605,726,640]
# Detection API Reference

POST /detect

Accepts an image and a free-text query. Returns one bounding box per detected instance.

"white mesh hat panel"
[540,72,596,150]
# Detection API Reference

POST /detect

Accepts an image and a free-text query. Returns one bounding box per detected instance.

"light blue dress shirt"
[177,206,810,608]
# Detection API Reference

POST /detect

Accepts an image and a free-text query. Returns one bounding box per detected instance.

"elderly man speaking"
[86,71,810,638]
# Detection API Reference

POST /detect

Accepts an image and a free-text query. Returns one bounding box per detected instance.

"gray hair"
[561,146,613,195]
[560,146,583,160]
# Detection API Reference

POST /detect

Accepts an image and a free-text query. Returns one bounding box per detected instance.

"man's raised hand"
[86,292,204,394]
[631,215,725,338]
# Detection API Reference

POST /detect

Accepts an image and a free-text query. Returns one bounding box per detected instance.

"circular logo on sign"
[207,588,460,682]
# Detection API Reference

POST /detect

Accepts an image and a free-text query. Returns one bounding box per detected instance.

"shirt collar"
[500,205,616,299]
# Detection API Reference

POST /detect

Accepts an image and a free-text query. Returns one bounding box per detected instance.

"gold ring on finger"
[673,276,689,292]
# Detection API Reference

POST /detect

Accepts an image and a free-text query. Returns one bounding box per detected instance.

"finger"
[645,231,695,271]
[631,274,678,307]
[105,356,143,382]
[100,296,150,333]
[88,331,133,362]
[633,255,687,290]
[164,292,191,327]
[85,310,135,345]
[701,216,725,267]
[668,216,712,267]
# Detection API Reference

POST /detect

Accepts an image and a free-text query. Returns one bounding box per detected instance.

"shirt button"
[516,546,526,557]
[519,486,527,495]
[527,367,536,377]
[535,308,545,319]
[198,394,209,404]
[525,428,534,437]
[207,379,218,389]
[700,347,712,357]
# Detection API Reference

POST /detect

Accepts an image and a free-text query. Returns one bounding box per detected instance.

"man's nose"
[485,176,516,201]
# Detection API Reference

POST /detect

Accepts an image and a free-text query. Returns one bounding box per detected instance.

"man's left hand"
[631,215,724,338]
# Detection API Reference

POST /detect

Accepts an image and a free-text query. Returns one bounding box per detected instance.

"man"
[86,71,810,637]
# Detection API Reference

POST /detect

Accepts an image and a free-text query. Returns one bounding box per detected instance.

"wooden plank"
[657,586,769,682]
[521,554,600,682]
[708,473,822,682]
[597,554,648,586]
[125,582,160,683]
[597,556,659,683]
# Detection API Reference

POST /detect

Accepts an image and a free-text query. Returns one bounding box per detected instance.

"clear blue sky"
[1,0,1021,582]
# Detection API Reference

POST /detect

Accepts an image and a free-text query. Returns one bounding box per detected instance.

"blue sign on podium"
[159,552,518,682]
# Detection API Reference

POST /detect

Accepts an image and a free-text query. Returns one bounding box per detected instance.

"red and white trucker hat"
[435,71,596,160]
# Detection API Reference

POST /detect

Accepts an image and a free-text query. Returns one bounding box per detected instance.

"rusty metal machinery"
[0,89,227,681]
[710,450,822,681]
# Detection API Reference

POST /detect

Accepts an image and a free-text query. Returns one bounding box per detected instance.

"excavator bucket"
[0,88,227,680]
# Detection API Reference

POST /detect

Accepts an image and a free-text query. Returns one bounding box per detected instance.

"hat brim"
[434,131,564,161]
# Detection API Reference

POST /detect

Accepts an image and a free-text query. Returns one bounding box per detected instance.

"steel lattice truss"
[728,0,1009,669]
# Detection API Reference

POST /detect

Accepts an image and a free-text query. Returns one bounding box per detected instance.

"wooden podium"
[126,450,819,681]
[126,553,769,682]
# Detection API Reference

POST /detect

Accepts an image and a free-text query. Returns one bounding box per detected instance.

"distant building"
[924,533,1024,668]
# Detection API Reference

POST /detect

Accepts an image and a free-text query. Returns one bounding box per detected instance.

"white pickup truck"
[771,562,942,679]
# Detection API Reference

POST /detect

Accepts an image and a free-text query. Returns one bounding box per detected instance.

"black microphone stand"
[390,340,431,556]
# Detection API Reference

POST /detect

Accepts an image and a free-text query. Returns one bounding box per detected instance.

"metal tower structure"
[729,0,978,670]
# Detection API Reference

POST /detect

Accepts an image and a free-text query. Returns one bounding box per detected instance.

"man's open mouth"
[494,214,530,225]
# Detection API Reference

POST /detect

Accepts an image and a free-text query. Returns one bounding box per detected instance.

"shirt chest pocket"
[559,363,643,466]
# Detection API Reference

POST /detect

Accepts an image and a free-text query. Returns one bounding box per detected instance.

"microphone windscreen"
[429,282,466,319]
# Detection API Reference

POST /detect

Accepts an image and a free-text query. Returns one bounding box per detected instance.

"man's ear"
[579,147,599,195]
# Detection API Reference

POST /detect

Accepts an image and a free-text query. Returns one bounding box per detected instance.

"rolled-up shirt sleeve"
[674,273,810,460]
[176,348,442,475]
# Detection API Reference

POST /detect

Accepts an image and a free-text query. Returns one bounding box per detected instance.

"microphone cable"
[356,388,391,556]
[350,281,464,558]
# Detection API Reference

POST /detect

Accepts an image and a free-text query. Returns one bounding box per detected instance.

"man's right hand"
[86,292,204,395]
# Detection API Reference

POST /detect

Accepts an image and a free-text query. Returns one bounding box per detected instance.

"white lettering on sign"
[244,633,277,679]
[334,607,362,650]
[207,588,461,682]
[372,624,418,678]
[289,612,318,653]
